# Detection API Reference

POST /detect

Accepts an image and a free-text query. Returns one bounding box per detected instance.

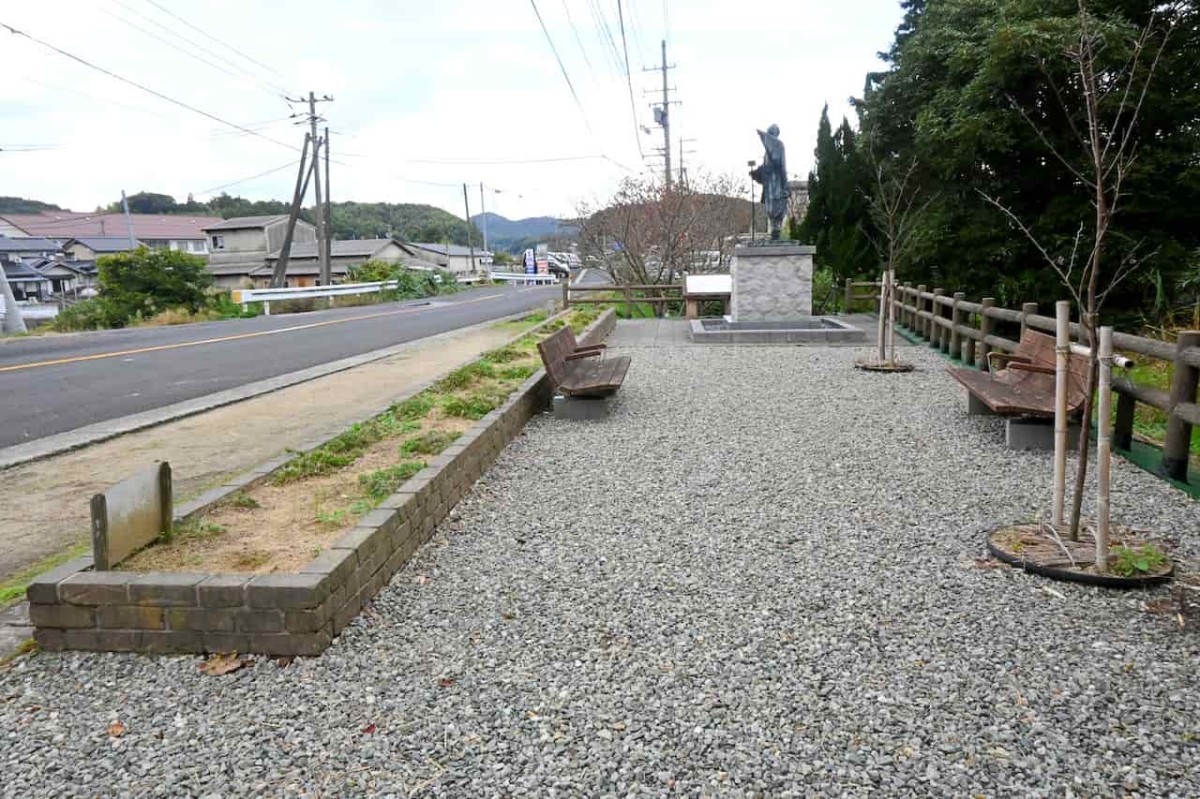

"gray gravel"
[2,342,1199,798]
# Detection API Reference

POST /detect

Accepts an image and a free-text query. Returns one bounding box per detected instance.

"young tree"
[982,0,1177,542]
[800,107,874,285]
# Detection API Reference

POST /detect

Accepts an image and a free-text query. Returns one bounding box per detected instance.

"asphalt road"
[0,285,557,447]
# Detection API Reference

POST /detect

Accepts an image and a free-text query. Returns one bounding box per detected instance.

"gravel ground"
[2,342,1199,798]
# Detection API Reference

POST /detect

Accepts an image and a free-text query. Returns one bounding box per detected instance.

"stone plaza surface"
[1,328,1198,796]
[730,243,815,321]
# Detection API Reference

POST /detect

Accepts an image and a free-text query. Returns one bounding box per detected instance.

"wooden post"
[887,270,897,364]
[1114,391,1135,451]
[1162,330,1200,481]
[931,289,945,349]
[844,278,853,314]
[624,286,633,319]
[1095,326,1114,572]
[978,298,994,371]
[916,284,927,340]
[900,283,911,328]
[1052,300,1070,529]
[1020,302,1038,340]
[561,280,570,310]
[876,272,888,363]
[950,292,965,360]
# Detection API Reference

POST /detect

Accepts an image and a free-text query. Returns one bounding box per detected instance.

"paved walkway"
[1,326,1197,796]
[609,315,892,348]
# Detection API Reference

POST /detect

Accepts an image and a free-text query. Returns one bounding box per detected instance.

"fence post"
[844,278,853,313]
[978,298,994,370]
[624,286,633,319]
[1162,330,1200,481]
[561,280,570,310]
[931,289,945,349]
[1114,391,1136,452]
[950,292,964,360]
[916,284,927,340]
[962,307,976,368]
[1020,302,1038,340]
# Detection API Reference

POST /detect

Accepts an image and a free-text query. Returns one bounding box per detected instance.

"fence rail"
[843,279,883,312]
[563,283,684,317]
[892,283,1200,482]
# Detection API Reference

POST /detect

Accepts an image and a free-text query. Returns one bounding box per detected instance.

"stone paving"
[1,324,1197,797]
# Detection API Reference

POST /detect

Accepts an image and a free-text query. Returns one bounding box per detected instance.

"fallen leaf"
[199,652,255,676]
[438,677,456,688]
[362,723,377,734]
[107,721,126,737]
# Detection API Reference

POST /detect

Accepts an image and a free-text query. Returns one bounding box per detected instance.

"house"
[62,237,143,261]
[2,260,51,301]
[0,237,63,262]
[204,215,317,289]
[256,238,438,287]
[408,242,493,275]
[28,258,96,295]
[0,212,220,255]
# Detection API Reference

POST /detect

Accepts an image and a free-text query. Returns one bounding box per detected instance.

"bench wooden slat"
[949,329,1090,417]
[537,327,629,398]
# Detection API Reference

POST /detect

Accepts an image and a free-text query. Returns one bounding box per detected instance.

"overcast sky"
[2,0,902,221]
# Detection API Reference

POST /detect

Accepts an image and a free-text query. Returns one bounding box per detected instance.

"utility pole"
[271,133,312,287]
[644,39,677,188]
[323,125,332,281]
[120,190,135,248]
[479,182,488,253]
[285,91,333,284]
[0,262,27,334]
[462,183,477,274]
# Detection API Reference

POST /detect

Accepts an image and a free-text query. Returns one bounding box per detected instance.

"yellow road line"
[0,290,519,374]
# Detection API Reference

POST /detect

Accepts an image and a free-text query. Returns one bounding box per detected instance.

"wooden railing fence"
[843,279,883,312]
[563,283,684,318]
[892,284,1200,483]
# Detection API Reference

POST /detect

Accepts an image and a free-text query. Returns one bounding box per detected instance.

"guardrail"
[230,281,407,314]
[563,283,684,317]
[488,271,559,285]
[892,283,1200,483]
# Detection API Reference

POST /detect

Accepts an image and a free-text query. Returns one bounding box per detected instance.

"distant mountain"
[471,212,578,252]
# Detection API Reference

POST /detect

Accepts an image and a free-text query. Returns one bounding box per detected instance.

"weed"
[233,552,270,570]
[483,347,524,364]
[359,461,426,500]
[441,388,504,420]
[499,364,537,381]
[399,430,462,457]
[229,492,260,510]
[349,499,374,515]
[436,361,497,392]
[1110,543,1169,577]
[392,394,434,421]
[316,508,349,527]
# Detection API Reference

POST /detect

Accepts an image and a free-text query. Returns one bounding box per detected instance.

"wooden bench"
[947,329,1090,448]
[537,327,630,400]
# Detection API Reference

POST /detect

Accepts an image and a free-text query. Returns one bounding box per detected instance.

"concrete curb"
[0,308,543,472]
[27,308,616,657]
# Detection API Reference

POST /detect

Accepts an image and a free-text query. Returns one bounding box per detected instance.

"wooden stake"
[1096,325,1113,571]
[876,271,887,363]
[1052,300,1070,529]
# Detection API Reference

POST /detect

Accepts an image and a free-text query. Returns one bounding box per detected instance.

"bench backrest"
[1009,329,1091,409]
[536,327,573,388]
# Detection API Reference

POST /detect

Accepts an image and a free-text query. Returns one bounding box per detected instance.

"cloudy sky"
[2,0,902,221]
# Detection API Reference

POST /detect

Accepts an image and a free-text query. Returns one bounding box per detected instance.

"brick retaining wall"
[29,309,617,657]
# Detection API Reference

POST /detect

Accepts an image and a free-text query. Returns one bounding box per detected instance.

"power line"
[585,0,624,73]
[560,0,596,76]
[529,0,596,138]
[1,21,300,154]
[195,159,300,195]
[616,0,645,161]
[106,1,286,98]
[140,0,292,89]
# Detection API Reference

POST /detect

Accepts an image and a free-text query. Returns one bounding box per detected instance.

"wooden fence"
[892,284,1200,483]
[563,283,684,318]
[844,279,883,313]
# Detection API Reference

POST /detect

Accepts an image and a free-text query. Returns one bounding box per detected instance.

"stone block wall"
[28,309,617,657]
[731,244,815,321]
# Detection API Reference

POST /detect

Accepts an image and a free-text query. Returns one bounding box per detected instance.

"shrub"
[53,298,122,331]
[96,247,212,323]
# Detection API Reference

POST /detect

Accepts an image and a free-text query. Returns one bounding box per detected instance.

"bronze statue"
[749,124,789,240]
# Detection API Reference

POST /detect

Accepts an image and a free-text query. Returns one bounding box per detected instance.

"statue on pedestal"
[749,124,789,240]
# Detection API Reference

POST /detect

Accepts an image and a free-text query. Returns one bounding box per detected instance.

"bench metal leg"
[1005,418,1080,451]
[552,394,611,421]
[966,393,996,416]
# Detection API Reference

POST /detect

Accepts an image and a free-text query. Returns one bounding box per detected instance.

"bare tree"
[982,0,1175,541]
[577,172,748,288]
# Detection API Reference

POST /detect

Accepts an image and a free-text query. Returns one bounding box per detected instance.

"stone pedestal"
[730,243,815,321]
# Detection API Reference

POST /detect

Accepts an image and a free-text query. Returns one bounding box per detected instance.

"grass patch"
[435,361,497,392]
[483,347,525,364]
[1115,355,1200,456]
[274,417,422,483]
[493,310,549,334]
[499,364,537,380]
[400,430,462,456]
[229,492,260,509]
[359,461,426,500]
[0,543,90,608]
[393,395,434,421]
[441,387,506,420]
